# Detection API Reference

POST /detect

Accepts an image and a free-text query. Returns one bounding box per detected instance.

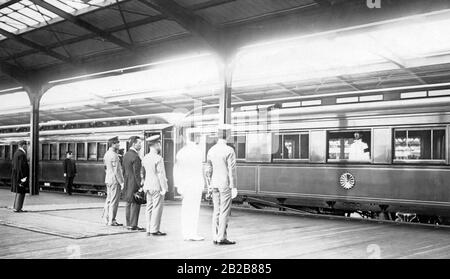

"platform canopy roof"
[1,0,450,125]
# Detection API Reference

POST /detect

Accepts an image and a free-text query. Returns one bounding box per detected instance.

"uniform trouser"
[145,190,164,233]
[212,187,232,242]
[65,176,74,194]
[104,182,120,224]
[125,202,141,228]
[13,192,25,211]
[181,187,203,238]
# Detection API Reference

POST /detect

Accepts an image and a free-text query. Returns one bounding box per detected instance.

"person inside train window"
[349,132,370,161]
[328,130,371,161]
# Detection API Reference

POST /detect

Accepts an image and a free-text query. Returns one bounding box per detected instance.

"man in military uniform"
[142,135,168,236]
[102,136,124,226]
[205,129,238,245]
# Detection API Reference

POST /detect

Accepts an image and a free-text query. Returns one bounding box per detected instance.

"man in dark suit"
[63,151,77,195]
[11,140,29,213]
[123,136,145,231]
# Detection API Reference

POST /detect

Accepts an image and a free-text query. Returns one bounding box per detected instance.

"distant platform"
[0,189,449,259]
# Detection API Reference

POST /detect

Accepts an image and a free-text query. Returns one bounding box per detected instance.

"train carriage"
[0,115,177,198]
[184,84,450,223]
[1,84,450,223]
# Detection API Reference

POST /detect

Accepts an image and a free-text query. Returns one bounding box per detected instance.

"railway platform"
[0,189,449,259]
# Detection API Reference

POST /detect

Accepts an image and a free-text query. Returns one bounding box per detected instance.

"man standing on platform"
[174,132,205,241]
[11,140,29,213]
[123,136,145,231]
[142,135,168,236]
[63,151,77,195]
[205,128,238,245]
[102,136,124,226]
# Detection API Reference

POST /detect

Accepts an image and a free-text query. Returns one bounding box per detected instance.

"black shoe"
[129,226,145,231]
[13,209,26,213]
[213,240,218,245]
[217,239,236,245]
[109,221,123,226]
[151,231,167,236]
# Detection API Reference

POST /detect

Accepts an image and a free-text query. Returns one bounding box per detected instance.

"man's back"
[206,140,236,190]
[174,142,204,191]
[142,151,168,192]
[103,149,123,185]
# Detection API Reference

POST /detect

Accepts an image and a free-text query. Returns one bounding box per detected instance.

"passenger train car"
[1,84,450,223]
[0,115,177,199]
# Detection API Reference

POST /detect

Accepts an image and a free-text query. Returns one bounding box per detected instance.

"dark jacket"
[63,158,77,177]
[11,149,29,194]
[122,149,142,203]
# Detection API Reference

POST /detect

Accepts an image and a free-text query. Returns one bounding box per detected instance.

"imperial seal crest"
[340,172,355,190]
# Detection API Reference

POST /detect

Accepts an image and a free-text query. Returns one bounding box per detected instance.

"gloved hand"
[231,188,238,199]
[21,177,27,183]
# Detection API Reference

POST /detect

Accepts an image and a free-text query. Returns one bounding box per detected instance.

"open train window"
[97,142,107,160]
[88,142,97,160]
[42,144,50,160]
[68,143,75,154]
[0,145,4,159]
[394,128,445,162]
[327,130,371,162]
[272,132,309,160]
[12,144,18,156]
[77,143,86,160]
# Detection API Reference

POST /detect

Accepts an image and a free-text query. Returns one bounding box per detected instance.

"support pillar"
[25,84,51,195]
[217,55,236,130]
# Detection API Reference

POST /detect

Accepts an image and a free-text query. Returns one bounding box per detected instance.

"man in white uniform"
[205,129,238,245]
[174,133,205,241]
[142,135,168,236]
[349,132,370,161]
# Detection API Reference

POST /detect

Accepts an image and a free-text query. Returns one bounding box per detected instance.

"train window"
[50,143,58,160]
[4,145,10,160]
[394,128,445,161]
[77,143,85,160]
[97,143,107,160]
[42,144,50,160]
[0,145,4,159]
[88,142,97,160]
[227,135,246,159]
[59,143,67,159]
[12,144,18,156]
[68,143,75,154]
[328,131,371,162]
[272,133,309,160]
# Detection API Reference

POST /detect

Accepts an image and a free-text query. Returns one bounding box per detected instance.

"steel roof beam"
[30,0,133,50]
[0,28,73,64]
[139,0,223,53]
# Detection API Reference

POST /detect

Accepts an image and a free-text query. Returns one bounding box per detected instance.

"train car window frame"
[327,129,372,163]
[50,143,58,160]
[4,145,11,160]
[88,142,98,161]
[228,134,246,161]
[76,142,86,160]
[97,142,107,161]
[272,132,310,161]
[42,143,50,161]
[0,145,5,159]
[393,127,446,164]
[59,143,67,160]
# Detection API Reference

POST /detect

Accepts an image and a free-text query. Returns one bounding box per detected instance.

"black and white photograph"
[0,0,450,264]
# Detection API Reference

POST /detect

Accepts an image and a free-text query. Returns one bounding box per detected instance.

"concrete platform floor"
[0,189,449,259]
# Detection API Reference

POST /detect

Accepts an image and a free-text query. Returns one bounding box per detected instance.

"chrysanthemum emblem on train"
[339,173,355,190]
